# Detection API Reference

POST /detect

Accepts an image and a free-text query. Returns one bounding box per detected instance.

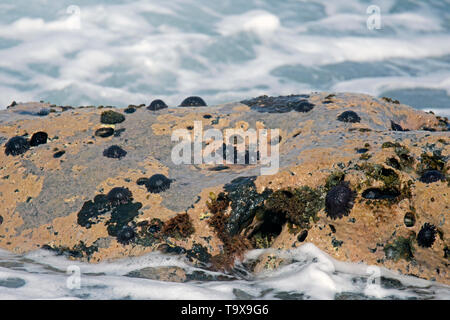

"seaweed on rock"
[100,110,125,124]
[161,213,195,239]
[241,94,314,113]
[384,236,415,261]
[265,186,323,231]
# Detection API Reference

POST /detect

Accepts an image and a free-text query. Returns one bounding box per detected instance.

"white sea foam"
[0,0,448,116]
[0,244,449,300]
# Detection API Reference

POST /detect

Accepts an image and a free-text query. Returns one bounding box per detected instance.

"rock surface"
[0,93,448,284]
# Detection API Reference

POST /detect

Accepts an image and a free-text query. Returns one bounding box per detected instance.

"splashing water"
[0,0,449,116]
[0,244,448,300]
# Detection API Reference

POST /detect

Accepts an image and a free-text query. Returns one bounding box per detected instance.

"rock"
[126,266,187,282]
[0,93,448,284]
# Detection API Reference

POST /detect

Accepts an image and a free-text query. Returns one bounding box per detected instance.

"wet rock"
[126,266,187,282]
[0,93,448,285]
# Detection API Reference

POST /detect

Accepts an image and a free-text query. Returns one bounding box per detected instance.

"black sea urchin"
[147,99,168,111]
[107,187,133,206]
[325,182,355,219]
[103,145,127,159]
[116,225,136,245]
[180,96,207,107]
[417,223,437,248]
[419,170,446,183]
[337,111,361,123]
[29,131,48,147]
[143,174,172,193]
[5,136,30,156]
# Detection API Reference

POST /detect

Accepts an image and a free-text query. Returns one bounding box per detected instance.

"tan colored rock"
[0,93,448,284]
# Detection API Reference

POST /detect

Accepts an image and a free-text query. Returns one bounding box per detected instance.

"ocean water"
[1,0,450,300]
[0,0,449,116]
[1,244,449,300]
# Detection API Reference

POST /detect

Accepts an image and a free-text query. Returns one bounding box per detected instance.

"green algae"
[100,110,125,124]
[325,171,345,191]
[383,236,415,262]
[265,186,324,232]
